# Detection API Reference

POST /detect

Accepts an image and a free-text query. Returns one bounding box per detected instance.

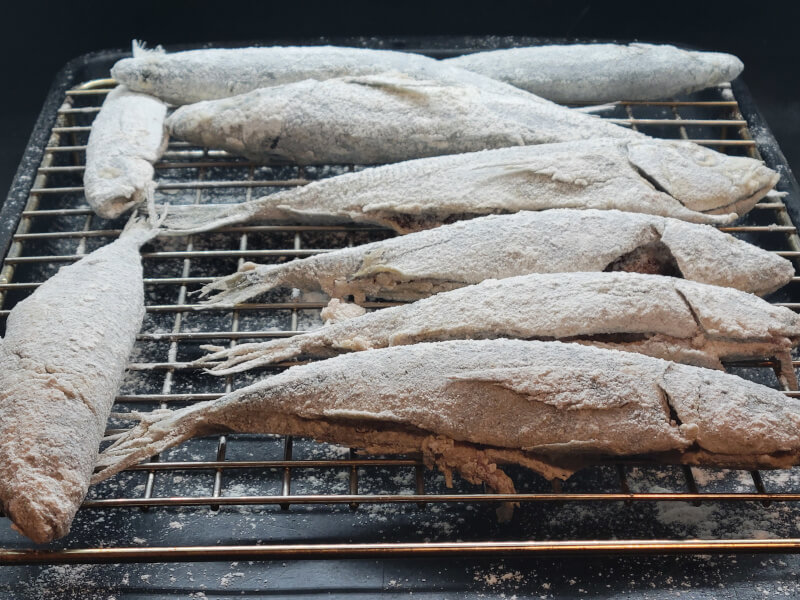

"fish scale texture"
[165,74,639,165]
[95,340,800,491]
[0,224,153,543]
[83,86,168,219]
[199,209,795,305]
[445,43,745,104]
[200,272,800,374]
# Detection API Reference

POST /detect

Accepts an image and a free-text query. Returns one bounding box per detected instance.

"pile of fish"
[2,41,798,544]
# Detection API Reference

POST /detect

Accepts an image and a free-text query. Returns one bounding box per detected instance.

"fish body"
[162,139,778,234]
[0,219,157,542]
[94,340,800,504]
[199,272,800,374]
[196,209,794,306]
[111,44,552,105]
[445,43,744,104]
[165,73,640,165]
[83,86,168,219]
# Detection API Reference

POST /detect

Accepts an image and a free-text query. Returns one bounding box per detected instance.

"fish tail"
[159,203,250,236]
[92,407,200,484]
[118,201,163,246]
[196,335,313,375]
[572,102,620,114]
[195,261,293,306]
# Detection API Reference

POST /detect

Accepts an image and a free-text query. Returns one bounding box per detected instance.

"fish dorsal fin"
[448,366,634,411]
[132,40,165,58]
[473,160,593,188]
[342,73,447,99]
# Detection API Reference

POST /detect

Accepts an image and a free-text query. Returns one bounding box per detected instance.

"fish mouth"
[701,169,781,217]
[703,178,777,217]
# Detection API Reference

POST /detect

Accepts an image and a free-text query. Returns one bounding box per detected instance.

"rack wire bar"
[2,69,800,564]
[5,539,800,565]
[74,492,800,508]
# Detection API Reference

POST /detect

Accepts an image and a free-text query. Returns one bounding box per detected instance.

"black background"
[2,0,800,200]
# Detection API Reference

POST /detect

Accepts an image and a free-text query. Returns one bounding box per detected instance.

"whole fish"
[445,43,744,104]
[198,272,800,376]
[165,73,641,165]
[161,138,778,234]
[195,209,794,306]
[111,43,553,106]
[83,85,168,219]
[0,217,157,543]
[93,340,800,519]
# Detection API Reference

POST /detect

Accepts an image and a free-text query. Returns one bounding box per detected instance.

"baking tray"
[3,37,800,597]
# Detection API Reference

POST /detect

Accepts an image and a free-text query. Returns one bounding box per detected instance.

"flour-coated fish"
[93,340,800,519]
[445,43,744,104]
[196,209,794,306]
[161,138,778,235]
[0,217,157,543]
[83,85,168,219]
[165,73,641,165]
[198,272,800,375]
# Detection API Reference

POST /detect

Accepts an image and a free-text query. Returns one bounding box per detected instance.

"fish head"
[695,50,745,84]
[110,58,166,97]
[626,140,779,216]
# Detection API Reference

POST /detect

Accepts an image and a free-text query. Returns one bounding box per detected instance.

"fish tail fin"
[572,102,620,114]
[196,336,313,375]
[194,261,293,306]
[118,198,164,247]
[92,407,199,484]
[158,203,249,236]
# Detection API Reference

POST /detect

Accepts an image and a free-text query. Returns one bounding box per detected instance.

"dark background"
[2,0,800,200]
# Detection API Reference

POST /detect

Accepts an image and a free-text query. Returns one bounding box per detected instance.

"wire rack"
[3,71,800,565]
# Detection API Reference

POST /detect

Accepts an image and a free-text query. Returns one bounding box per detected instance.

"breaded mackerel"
[445,43,744,104]
[83,85,168,219]
[195,209,794,306]
[93,339,800,521]
[198,272,800,376]
[161,139,778,234]
[165,73,641,165]
[0,217,157,543]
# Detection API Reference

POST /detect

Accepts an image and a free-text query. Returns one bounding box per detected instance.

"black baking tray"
[3,37,800,599]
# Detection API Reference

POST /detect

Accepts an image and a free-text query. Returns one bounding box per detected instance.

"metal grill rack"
[3,67,800,565]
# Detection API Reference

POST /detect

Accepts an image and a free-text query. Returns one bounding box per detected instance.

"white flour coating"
[94,340,800,514]
[196,209,795,306]
[446,43,744,103]
[196,272,800,375]
[160,138,779,234]
[165,73,640,165]
[83,85,168,218]
[111,43,552,105]
[320,298,367,324]
[0,218,157,543]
